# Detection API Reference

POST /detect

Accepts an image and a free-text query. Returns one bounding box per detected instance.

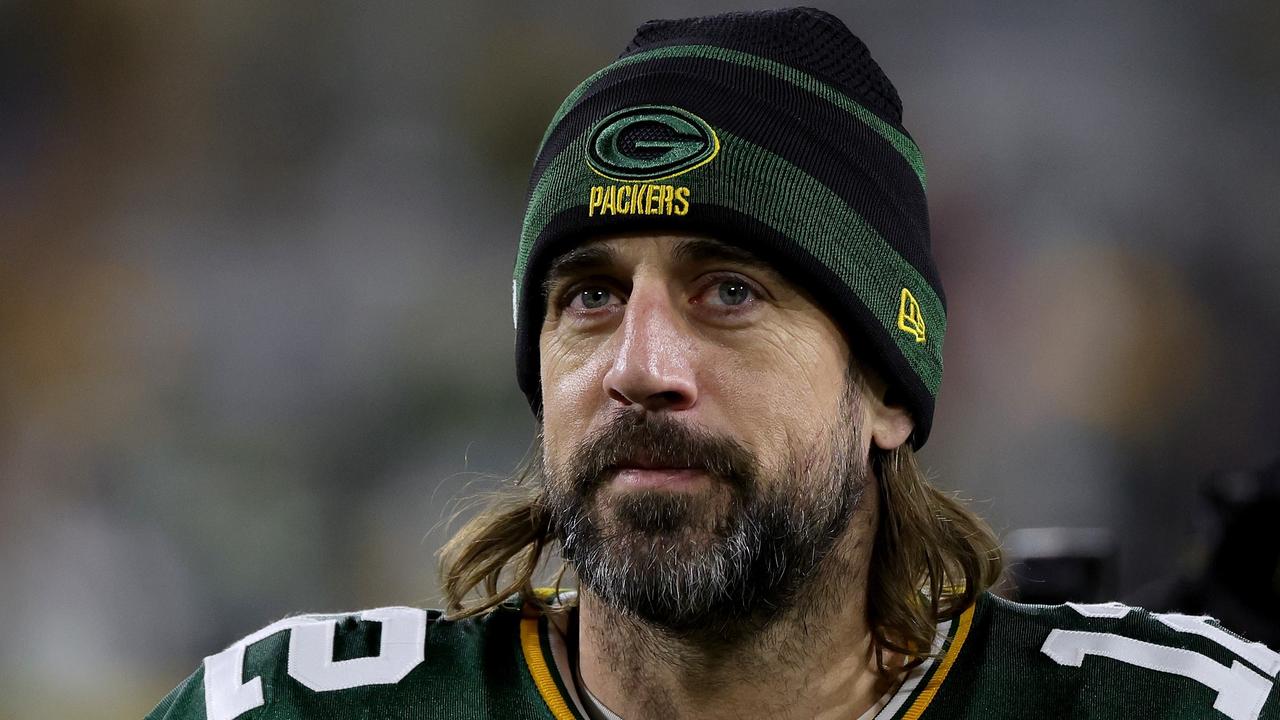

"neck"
[575,499,900,720]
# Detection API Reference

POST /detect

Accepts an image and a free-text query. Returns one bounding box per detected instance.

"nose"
[602,281,698,413]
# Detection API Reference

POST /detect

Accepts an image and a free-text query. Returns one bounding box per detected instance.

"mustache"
[564,411,758,492]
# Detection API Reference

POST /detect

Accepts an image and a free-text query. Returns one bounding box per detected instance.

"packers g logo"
[586,106,719,181]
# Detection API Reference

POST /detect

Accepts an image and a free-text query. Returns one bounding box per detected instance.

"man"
[147,8,1280,720]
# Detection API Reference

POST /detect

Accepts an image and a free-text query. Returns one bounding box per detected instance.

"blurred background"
[2,1,1278,716]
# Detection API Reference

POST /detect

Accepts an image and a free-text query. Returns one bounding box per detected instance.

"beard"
[542,387,868,634]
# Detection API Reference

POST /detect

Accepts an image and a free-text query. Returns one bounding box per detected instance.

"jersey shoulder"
[145,602,564,720]
[923,593,1280,720]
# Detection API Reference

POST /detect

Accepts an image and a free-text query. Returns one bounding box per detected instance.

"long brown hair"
[438,427,1003,662]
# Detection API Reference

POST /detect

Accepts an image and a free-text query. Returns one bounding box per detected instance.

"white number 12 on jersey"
[1041,602,1278,720]
[203,607,428,720]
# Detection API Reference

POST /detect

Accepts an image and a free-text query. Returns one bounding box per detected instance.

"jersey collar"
[519,595,978,720]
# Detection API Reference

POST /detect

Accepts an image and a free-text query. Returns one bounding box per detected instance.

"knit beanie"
[513,7,944,447]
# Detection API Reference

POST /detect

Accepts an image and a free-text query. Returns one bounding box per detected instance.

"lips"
[611,465,708,491]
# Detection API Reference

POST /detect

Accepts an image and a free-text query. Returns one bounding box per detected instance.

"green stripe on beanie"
[534,44,928,190]
[513,8,946,447]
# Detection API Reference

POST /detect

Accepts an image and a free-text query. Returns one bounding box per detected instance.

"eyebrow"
[541,237,776,299]
[671,237,773,274]
[542,244,618,298]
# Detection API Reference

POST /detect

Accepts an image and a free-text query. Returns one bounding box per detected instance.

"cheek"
[540,331,608,467]
[711,329,847,462]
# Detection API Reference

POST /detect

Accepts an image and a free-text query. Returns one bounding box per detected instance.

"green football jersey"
[880,594,1279,719]
[146,593,1280,720]
[145,598,579,720]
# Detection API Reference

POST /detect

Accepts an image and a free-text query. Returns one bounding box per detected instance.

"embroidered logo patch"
[586,105,719,181]
[588,183,689,217]
[897,287,927,343]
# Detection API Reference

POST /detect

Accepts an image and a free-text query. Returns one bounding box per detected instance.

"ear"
[868,395,914,451]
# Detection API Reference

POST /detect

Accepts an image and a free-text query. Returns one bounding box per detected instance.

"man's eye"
[568,287,620,310]
[714,280,753,306]
[701,278,758,307]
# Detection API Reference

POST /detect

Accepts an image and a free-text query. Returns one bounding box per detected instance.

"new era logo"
[898,288,926,343]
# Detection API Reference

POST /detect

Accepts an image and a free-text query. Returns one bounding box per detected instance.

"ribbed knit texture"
[514,7,944,446]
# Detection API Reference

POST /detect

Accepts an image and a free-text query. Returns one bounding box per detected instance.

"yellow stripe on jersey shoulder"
[902,604,975,719]
[520,617,578,720]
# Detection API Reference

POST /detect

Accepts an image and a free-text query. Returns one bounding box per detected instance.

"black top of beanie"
[621,7,905,128]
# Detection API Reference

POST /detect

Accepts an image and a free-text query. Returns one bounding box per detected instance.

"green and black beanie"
[514,7,945,447]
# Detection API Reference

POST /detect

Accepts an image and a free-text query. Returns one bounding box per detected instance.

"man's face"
[538,233,876,630]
